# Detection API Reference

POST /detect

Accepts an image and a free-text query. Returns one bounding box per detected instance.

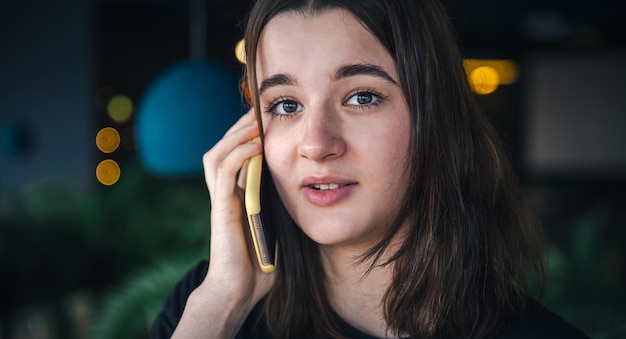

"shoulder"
[149,260,209,338]
[496,299,589,339]
[149,260,273,339]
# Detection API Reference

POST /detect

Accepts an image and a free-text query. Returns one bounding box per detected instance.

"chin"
[298,221,370,247]
[299,222,342,241]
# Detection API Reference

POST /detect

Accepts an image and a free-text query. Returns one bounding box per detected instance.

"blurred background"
[0,0,624,338]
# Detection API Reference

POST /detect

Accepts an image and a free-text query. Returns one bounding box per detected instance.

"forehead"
[255,9,396,82]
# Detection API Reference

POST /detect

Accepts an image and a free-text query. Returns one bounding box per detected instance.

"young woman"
[150,0,588,338]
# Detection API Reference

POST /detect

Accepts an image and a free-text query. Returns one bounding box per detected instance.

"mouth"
[301,179,357,206]
[309,183,350,191]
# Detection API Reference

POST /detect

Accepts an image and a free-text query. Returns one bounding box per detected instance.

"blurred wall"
[524,53,626,177]
[0,0,95,214]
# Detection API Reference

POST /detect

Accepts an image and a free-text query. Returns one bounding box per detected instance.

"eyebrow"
[259,74,296,95]
[333,63,398,85]
[258,63,398,95]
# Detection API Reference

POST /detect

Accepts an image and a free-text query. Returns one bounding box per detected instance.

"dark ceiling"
[96,0,624,98]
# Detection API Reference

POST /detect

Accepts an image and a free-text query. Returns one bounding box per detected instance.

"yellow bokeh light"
[96,159,121,186]
[464,59,519,85]
[107,95,133,123]
[235,39,246,64]
[95,127,121,153]
[469,66,500,95]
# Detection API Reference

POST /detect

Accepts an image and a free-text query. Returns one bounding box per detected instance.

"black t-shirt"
[149,261,589,339]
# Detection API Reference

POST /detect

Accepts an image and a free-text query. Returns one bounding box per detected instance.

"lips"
[301,177,357,206]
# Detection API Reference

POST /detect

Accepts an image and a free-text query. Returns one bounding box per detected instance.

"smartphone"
[245,152,277,273]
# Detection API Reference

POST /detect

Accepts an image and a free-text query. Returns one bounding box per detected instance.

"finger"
[213,140,262,191]
[208,139,262,201]
[237,159,249,190]
[203,120,259,192]
[236,136,261,190]
[203,120,257,167]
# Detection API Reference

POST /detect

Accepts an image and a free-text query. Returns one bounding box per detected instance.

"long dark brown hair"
[243,0,545,337]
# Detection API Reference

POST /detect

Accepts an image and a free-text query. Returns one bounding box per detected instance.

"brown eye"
[346,90,385,109]
[282,101,299,113]
[269,98,304,117]
[356,93,373,104]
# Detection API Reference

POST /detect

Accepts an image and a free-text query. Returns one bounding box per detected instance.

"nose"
[298,107,346,161]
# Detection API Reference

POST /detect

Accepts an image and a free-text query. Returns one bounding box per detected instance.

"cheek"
[364,112,411,163]
[378,117,412,187]
[263,132,292,199]
[263,128,288,171]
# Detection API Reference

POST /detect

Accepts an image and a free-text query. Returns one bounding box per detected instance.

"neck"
[320,244,395,338]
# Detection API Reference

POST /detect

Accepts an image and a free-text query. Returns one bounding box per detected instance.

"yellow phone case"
[245,152,276,273]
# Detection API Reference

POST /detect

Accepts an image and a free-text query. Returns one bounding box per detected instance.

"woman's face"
[256,9,411,248]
